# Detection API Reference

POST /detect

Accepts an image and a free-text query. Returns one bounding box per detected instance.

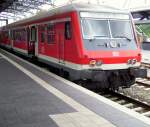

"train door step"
[28,54,33,58]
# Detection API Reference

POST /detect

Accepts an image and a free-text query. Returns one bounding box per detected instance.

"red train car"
[0,3,147,89]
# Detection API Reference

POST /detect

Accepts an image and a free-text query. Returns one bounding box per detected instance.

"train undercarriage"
[72,68,147,90]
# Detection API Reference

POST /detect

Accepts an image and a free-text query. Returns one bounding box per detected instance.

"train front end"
[79,11,147,89]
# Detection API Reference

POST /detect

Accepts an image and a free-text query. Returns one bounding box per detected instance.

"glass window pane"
[31,28,36,41]
[41,32,45,43]
[65,22,71,40]
[81,19,110,39]
[47,24,55,44]
[110,20,133,39]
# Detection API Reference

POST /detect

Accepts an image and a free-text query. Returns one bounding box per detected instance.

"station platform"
[0,48,150,127]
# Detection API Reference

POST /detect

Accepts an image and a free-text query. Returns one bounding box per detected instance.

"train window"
[47,24,55,44]
[110,20,133,39]
[10,30,13,40]
[47,24,54,31]
[21,29,26,41]
[5,31,9,38]
[47,34,55,43]
[47,35,50,43]
[13,31,15,40]
[41,33,45,43]
[81,19,109,39]
[31,27,37,41]
[40,25,45,31]
[8,30,11,39]
[13,29,26,41]
[65,21,71,40]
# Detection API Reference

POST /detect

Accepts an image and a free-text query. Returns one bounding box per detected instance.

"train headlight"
[127,59,132,64]
[89,60,96,66]
[131,59,137,65]
[127,59,137,65]
[96,60,103,66]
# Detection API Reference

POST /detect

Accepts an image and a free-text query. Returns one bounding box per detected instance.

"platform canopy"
[0,0,150,26]
[0,0,54,26]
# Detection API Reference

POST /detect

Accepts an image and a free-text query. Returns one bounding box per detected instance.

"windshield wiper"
[88,35,108,41]
[114,35,131,41]
[93,35,108,37]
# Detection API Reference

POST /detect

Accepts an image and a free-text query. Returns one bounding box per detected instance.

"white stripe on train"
[0,43,140,70]
[38,54,140,70]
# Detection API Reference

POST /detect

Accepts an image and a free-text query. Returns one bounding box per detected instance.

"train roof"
[6,3,129,28]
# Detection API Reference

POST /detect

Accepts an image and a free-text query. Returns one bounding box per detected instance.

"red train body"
[0,3,147,89]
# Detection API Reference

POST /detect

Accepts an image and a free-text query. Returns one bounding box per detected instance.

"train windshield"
[81,19,110,39]
[81,18,137,50]
[81,19,133,40]
[110,20,133,40]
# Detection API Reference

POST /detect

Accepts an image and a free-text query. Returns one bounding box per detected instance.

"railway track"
[135,62,150,89]
[135,78,150,90]
[99,91,150,118]
[1,48,150,118]
[141,63,150,69]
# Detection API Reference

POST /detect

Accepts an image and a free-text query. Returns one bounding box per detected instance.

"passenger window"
[20,29,26,41]
[65,21,71,40]
[41,33,45,43]
[47,24,55,44]
[39,25,45,43]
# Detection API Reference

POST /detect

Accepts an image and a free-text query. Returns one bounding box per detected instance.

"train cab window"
[47,24,55,44]
[65,21,71,40]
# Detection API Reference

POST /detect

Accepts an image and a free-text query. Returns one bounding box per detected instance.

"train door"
[27,27,30,53]
[34,26,38,56]
[29,25,38,56]
[10,30,13,48]
[57,23,65,64]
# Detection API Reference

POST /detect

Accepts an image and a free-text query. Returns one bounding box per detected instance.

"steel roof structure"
[1,0,150,26]
[1,0,54,17]
[0,0,55,26]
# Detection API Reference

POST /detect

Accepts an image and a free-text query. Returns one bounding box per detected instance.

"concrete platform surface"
[0,49,150,127]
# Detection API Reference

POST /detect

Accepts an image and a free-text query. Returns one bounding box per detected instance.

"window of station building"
[47,24,55,44]
[65,21,72,40]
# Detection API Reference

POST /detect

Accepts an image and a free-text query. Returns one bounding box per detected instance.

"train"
[0,3,147,90]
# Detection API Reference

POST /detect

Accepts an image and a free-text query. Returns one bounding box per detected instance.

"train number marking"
[112,51,119,56]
